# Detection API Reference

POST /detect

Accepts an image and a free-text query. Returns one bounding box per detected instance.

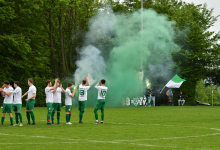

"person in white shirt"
[52,80,65,125]
[94,79,108,124]
[22,78,37,125]
[65,82,77,125]
[0,81,14,126]
[12,81,23,126]
[78,75,91,124]
[45,79,58,125]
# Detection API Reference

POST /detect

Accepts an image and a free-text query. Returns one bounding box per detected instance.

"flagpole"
[160,86,166,94]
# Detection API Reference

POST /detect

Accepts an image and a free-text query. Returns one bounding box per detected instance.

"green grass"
[0,106,220,149]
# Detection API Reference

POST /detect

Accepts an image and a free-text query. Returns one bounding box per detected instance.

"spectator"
[166,89,173,106]
[151,89,155,106]
[178,91,185,106]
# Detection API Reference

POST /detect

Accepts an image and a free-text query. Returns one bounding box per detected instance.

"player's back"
[78,84,90,101]
[97,86,108,100]
[45,87,53,103]
[13,87,22,104]
[65,88,72,105]
[53,87,62,103]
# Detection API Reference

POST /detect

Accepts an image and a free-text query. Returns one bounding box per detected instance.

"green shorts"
[46,103,53,111]
[26,99,35,111]
[95,99,105,110]
[13,104,22,112]
[2,104,12,113]
[65,105,72,112]
[78,101,86,111]
[53,103,61,111]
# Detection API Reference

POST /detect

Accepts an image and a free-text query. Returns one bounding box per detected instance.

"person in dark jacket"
[178,91,185,106]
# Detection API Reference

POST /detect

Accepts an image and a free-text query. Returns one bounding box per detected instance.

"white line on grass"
[113,133,220,142]
[0,132,217,150]
[0,142,79,145]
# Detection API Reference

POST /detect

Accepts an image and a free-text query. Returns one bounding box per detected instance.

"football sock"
[1,117,5,125]
[79,111,84,123]
[66,114,69,123]
[26,112,30,124]
[57,112,60,124]
[51,112,55,124]
[10,117,13,125]
[47,111,51,123]
[15,113,18,124]
[101,110,104,121]
[94,109,98,120]
[30,111,35,124]
[69,114,71,122]
[18,112,22,123]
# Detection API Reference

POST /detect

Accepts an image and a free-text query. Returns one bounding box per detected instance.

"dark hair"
[101,79,106,84]
[4,81,10,85]
[14,81,19,86]
[82,80,86,85]
[68,82,73,87]
[46,80,51,86]
[28,78,33,84]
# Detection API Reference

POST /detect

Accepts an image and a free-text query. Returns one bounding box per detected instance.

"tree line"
[0,0,220,106]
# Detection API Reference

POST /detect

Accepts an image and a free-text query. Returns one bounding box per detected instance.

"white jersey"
[95,83,108,100]
[12,87,22,104]
[65,88,72,105]
[3,86,14,104]
[45,87,53,103]
[28,85,37,99]
[53,87,62,103]
[78,85,90,101]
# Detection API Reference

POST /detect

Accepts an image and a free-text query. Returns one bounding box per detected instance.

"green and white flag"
[165,74,186,88]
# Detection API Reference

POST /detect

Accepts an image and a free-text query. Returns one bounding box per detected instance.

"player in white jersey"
[65,82,77,125]
[12,81,23,126]
[0,81,14,126]
[45,79,58,125]
[78,75,91,124]
[22,78,37,125]
[52,80,65,125]
[94,79,108,124]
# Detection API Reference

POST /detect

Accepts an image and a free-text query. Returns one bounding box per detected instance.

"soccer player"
[22,78,37,125]
[12,81,23,126]
[65,82,77,125]
[78,76,91,124]
[94,79,108,124]
[52,80,65,125]
[45,79,58,125]
[0,81,14,126]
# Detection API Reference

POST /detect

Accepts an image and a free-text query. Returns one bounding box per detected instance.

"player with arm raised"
[78,75,91,124]
[22,78,36,125]
[0,81,14,126]
[65,82,77,125]
[52,80,65,125]
[94,79,108,124]
[12,81,23,126]
[45,79,58,125]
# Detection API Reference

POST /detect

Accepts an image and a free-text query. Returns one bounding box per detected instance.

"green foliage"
[195,81,220,105]
[1,0,220,106]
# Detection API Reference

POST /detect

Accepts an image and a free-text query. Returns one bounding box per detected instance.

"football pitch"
[0,106,220,150]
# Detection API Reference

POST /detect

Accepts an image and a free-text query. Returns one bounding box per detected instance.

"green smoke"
[76,9,179,107]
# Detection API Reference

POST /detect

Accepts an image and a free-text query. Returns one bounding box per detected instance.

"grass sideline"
[0,106,220,150]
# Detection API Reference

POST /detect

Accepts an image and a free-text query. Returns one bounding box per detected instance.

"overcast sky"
[183,0,219,33]
[119,0,220,33]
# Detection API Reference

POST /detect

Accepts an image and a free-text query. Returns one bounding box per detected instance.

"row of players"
[0,76,108,126]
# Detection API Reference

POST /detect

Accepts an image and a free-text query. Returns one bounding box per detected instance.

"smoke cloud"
[74,8,180,107]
